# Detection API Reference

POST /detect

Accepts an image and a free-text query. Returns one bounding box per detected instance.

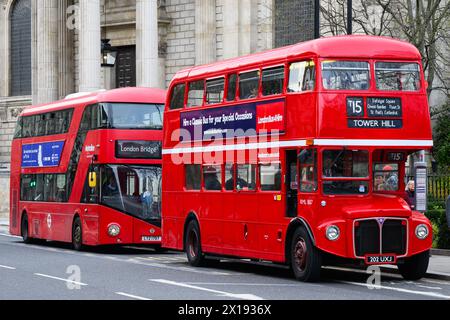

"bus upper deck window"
[169,83,186,110]
[239,71,260,100]
[206,78,225,105]
[322,61,370,90]
[262,66,285,96]
[226,74,237,101]
[187,80,205,108]
[288,61,316,92]
[375,62,420,91]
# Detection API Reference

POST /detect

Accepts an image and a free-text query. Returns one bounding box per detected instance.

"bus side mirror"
[89,172,97,188]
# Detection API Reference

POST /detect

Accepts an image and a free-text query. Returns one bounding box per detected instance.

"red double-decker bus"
[10,87,165,250]
[162,35,434,281]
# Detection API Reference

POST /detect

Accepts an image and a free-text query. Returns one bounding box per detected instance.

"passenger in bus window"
[103,175,119,196]
[383,165,398,190]
[323,155,338,177]
[204,166,221,191]
[225,165,235,191]
[374,173,386,191]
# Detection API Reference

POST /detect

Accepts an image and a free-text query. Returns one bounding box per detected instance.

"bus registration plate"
[365,254,397,265]
[141,236,161,242]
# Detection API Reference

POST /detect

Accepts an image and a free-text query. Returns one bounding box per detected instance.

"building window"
[10,0,32,96]
[274,0,315,48]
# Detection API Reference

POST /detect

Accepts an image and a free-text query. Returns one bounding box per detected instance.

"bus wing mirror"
[89,172,97,188]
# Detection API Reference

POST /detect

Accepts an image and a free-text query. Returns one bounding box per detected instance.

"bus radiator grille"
[354,219,407,257]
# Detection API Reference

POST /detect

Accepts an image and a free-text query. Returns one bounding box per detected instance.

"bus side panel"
[161,156,184,250]
[285,93,317,140]
[257,191,285,262]
[199,193,224,251]
[9,139,22,236]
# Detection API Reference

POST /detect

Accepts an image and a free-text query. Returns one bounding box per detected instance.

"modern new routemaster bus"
[10,87,166,250]
[161,35,434,281]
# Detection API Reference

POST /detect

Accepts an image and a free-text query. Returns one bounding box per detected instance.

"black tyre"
[21,213,33,244]
[398,250,430,280]
[290,227,322,282]
[185,220,205,267]
[72,217,83,251]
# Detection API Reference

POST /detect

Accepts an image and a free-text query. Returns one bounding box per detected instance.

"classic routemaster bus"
[161,35,434,281]
[10,87,165,250]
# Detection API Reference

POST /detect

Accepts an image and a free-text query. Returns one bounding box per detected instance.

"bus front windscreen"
[322,149,369,195]
[101,165,162,222]
[104,103,163,130]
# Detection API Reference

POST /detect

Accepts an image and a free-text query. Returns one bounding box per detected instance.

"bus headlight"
[108,224,121,237]
[326,225,340,241]
[415,224,429,240]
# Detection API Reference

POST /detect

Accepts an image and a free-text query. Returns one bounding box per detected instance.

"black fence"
[406,173,450,204]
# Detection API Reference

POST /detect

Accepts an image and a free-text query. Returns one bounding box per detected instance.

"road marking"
[150,279,264,300]
[0,233,22,239]
[34,273,88,287]
[0,265,16,270]
[115,292,152,300]
[340,280,450,299]
[416,284,442,290]
[186,282,304,287]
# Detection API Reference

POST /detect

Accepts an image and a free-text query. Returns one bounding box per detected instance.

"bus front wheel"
[398,250,430,280]
[290,227,322,282]
[72,217,83,251]
[185,220,205,267]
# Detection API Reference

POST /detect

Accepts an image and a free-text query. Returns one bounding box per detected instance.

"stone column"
[195,0,216,65]
[79,0,101,92]
[136,0,160,88]
[58,0,74,99]
[0,4,6,97]
[239,0,258,56]
[34,0,59,104]
[222,0,258,59]
[222,0,239,59]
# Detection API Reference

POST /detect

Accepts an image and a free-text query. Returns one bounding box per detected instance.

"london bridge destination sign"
[115,140,162,159]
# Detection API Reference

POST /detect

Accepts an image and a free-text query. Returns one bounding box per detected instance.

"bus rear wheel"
[185,220,205,267]
[21,214,33,244]
[72,217,83,251]
[398,250,430,280]
[290,227,322,282]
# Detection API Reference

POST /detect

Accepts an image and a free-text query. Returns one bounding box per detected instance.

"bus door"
[80,165,101,244]
[285,150,298,217]
[297,148,319,220]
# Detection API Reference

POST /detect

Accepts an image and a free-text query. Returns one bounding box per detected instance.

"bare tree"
[320,0,450,118]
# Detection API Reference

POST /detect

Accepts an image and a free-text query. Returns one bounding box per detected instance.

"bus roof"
[21,87,166,116]
[173,35,421,81]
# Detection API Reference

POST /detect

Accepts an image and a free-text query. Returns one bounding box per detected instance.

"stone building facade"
[0,0,320,217]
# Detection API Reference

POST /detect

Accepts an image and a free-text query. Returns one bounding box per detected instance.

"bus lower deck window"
[185,164,201,190]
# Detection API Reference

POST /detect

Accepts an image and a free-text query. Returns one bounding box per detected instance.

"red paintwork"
[10,87,165,246]
[162,35,433,264]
